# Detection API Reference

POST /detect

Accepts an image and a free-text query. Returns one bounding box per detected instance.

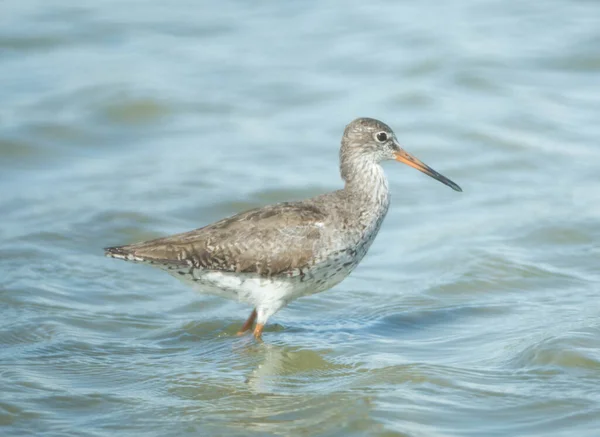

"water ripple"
[2,0,599,436]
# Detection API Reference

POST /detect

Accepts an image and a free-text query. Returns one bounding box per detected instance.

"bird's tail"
[104,244,189,269]
[104,245,145,262]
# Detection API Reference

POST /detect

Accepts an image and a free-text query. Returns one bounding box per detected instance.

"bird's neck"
[341,156,391,229]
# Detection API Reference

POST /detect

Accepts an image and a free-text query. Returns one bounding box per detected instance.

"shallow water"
[2,1,600,436]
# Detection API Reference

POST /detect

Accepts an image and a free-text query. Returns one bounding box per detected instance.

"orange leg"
[236,309,257,336]
[253,323,264,341]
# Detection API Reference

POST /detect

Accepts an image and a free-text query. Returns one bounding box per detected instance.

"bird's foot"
[236,309,257,336]
[253,323,264,341]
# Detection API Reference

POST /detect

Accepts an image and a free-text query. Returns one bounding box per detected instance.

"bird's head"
[342,118,462,192]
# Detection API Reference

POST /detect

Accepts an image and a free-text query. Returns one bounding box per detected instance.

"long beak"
[394,145,462,192]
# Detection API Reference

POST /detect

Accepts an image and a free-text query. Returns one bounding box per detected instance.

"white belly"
[169,249,357,309]
[163,237,370,325]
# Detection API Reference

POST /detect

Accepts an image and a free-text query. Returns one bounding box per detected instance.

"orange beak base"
[394,149,462,192]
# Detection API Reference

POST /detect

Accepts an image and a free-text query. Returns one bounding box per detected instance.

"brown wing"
[105,202,327,277]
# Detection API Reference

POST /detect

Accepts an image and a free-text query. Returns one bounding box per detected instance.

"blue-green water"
[2,1,600,436]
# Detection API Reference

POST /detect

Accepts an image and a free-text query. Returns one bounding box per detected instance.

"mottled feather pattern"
[105,201,332,277]
[103,118,456,331]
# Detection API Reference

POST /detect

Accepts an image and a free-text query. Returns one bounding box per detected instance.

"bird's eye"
[376,132,388,142]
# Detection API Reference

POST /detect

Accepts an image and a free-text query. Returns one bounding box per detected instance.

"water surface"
[1,1,600,436]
